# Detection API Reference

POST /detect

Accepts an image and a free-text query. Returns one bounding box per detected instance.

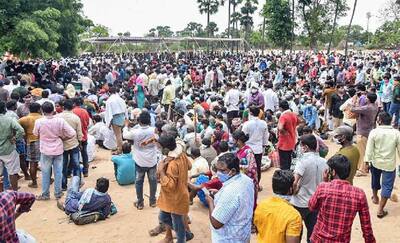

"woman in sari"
[134,78,147,109]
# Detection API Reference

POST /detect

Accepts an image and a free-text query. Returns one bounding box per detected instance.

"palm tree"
[231,0,243,37]
[345,0,357,57]
[240,0,258,42]
[197,0,223,38]
[327,0,340,54]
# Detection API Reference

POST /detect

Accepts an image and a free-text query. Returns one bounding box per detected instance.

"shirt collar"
[282,109,291,115]
[377,125,393,129]
[331,179,350,185]
[223,173,241,186]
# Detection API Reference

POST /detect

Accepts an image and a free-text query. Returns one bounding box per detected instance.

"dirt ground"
[16,142,400,243]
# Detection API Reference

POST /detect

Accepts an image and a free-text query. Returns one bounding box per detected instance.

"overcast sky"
[81,0,388,36]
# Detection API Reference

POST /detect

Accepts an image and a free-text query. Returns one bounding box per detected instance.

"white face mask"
[333,137,341,145]
[251,89,257,94]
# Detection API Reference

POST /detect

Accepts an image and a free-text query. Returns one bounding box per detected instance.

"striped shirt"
[211,173,254,243]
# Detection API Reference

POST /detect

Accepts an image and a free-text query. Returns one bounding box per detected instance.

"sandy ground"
[16,142,400,243]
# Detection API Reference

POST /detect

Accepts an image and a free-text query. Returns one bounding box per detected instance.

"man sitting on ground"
[111,142,135,185]
[57,176,112,221]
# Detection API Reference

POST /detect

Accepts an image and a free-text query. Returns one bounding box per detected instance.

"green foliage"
[240,0,258,40]
[146,26,174,37]
[370,20,400,49]
[262,0,293,51]
[176,22,205,37]
[205,22,219,37]
[0,0,91,58]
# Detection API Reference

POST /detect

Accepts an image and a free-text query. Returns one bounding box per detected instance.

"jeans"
[294,206,318,243]
[40,154,63,198]
[371,165,396,198]
[2,167,10,190]
[63,147,81,189]
[159,211,186,243]
[135,164,157,205]
[81,141,89,174]
[389,102,400,126]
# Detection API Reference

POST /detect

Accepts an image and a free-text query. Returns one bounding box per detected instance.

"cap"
[333,125,353,138]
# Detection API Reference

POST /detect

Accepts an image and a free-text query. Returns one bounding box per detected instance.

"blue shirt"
[211,173,254,243]
[111,153,136,185]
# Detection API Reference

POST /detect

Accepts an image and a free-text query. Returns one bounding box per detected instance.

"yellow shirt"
[254,197,302,243]
[19,113,43,143]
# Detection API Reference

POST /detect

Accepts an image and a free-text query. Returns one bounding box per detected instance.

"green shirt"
[365,125,400,172]
[0,114,25,156]
[337,145,360,185]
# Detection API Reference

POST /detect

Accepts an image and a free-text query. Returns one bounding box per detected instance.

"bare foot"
[371,196,379,205]
[158,238,173,243]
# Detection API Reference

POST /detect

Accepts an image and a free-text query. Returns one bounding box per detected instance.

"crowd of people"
[1,49,400,242]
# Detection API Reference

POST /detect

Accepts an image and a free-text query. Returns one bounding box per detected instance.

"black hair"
[300,134,317,151]
[0,101,6,114]
[378,111,392,125]
[217,153,240,172]
[41,90,49,98]
[6,100,17,111]
[10,92,20,101]
[232,130,249,143]
[158,134,177,151]
[302,126,313,134]
[249,106,260,117]
[29,102,41,113]
[122,142,131,154]
[366,92,377,104]
[138,111,151,125]
[219,141,229,153]
[42,101,54,114]
[96,177,110,193]
[279,100,290,110]
[93,114,102,123]
[327,155,350,180]
[63,99,74,110]
[202,137,212,147]
[272,170,294,195]
[73,97,83,106]
[191,147,201,157]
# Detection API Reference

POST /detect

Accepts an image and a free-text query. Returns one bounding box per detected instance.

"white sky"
[81,0,387,36]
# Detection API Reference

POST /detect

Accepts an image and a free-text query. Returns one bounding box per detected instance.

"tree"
[379,0,400,21]
[123,31,131,37]
[177,22,205,37]
[298,0,348,49]
[370,20,400,48]
[10,7,61,58]
[197,0,222,37]
[240,0,258,41]
[327,0,341,54]
[262,0,293,52]
[345,0,357,57]
[231,0,243,38]
[205,22,219,37]
[84,24,109,38]
[146,26,174,37]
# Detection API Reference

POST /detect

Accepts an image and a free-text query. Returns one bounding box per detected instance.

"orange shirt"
[157,153,192,215]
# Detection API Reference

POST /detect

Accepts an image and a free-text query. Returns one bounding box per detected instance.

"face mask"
[251,89,257,94]
[176,122,181,128]
[217,171,231,183]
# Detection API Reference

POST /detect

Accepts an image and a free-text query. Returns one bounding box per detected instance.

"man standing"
[350,92,379,176]
[157,134,191,243]
[277,100,298,170]
[254,170,302,243]
[206,153,254,243]
[291,135,327,242]
[33,102,76,200]
[123,111,158,210]
[365,112,400,218]
[242,106,269,188]
[0,101,25,191]
[19,102,43,188]
[309,155,375,243]
[161,79,175,114]
[262,82,279,112]
[72,98,90,177]
[105,87,127,155]
[330,84,349,129]
[224,82,240,131]
[59,99,83,190]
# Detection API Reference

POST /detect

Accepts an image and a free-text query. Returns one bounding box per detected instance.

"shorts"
[26,141,40,162]
[0,150,21,175]
[16,139,26,155]
[111,113,125,127]
[371,165,396,198]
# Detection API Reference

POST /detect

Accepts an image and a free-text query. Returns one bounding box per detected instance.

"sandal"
[36,195,50,201]
[149,224,166,237]
[134,201,144,210]
[377,210,388,219]
[28,182,38,188]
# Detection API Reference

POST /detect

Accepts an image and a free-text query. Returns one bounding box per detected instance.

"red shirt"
[73,107,90,141]
[0,191,35,243]
[309,180,376,243]
[277,110,298,151]
[200,102,210,111]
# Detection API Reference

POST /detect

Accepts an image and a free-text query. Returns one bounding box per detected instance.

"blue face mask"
[217,171,231,183]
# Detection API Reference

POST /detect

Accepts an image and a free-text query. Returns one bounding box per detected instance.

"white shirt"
[88,122,106,141]
[79,76,94,93]
[123,125,158,167]
[104,94,127,127]
[99,126,117,150]
[262,88,279,112]
[190,156,209,178]
[224,88,240,112]
[242,117,269,154]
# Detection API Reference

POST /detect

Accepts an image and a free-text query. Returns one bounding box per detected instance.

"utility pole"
[366,12,372,45]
